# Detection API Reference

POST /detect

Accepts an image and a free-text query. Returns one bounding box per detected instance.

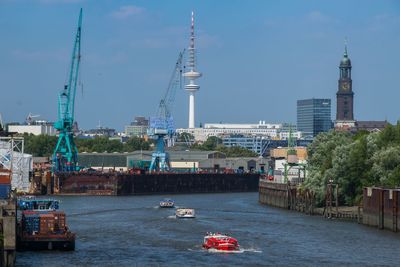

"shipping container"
[0,184,11,199]
[39,214,55,234]
[52,211,66,231]
[0,175,11,184]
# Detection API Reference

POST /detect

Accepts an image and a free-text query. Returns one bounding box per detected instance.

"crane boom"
[148,51,185,172]
[158,50,185,119]
[52,9,82,172]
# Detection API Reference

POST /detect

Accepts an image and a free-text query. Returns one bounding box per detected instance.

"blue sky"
[0,0,399,130]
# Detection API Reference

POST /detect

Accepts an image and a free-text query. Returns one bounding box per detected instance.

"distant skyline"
[0,0,399,131]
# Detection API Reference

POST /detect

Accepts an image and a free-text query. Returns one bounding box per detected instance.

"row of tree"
[23,134,152,157]
[23,134,258,158]
[304,123,400,206]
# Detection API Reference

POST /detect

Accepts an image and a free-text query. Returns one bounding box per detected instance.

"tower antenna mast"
[183,11,202,129]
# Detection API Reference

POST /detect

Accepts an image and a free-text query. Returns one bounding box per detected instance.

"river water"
[16,193,400,266]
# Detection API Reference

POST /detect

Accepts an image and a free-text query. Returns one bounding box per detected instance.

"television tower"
[183,11,202,129]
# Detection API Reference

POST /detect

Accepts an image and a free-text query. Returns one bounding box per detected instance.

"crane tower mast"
[52,9,82,172]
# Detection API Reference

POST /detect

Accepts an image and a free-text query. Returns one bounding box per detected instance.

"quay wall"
[0,198,16,267]
[363,187,400,232]
[258,179,315,214]
[258,180,289,209]
[56,172,260,195]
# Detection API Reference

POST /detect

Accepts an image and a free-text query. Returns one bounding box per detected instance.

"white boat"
[176,208,195,218]
[159,199,174,208]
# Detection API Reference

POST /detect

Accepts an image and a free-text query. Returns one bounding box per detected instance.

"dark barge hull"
[55,172,260,195]
[17,236,75,251]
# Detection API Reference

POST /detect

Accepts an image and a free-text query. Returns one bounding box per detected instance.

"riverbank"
[259,179,400,235]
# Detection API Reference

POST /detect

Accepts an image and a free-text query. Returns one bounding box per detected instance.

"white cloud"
[111,5,145,20]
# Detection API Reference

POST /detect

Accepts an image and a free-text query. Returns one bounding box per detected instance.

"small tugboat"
[202,232,240,251]
[175,208,195,218]
[159,198,174,208]
[16,197,75,251]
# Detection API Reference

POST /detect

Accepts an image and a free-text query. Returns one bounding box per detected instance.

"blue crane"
[148,51,185,172]
[52,9,82,172]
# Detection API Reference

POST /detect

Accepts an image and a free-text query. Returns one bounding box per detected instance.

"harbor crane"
[148,50,185,172]
[52,9,82,172]
[26,113,40,125]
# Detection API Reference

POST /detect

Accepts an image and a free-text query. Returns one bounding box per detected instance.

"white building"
[8,123,56,136]
[176,121,302,142]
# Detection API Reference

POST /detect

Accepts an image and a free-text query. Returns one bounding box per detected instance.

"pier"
[0,197,16,267]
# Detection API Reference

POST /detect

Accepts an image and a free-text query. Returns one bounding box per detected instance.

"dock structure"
[0,197,16,267]
[259,178,362,221]
[363,187,400,232]
[258,179,315,214]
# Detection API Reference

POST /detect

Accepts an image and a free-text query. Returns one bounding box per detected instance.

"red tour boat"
[202,233,240,251]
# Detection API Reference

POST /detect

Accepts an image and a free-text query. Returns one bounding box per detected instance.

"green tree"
[123,136,151,152]
[201,136,222,150]
[370,146,400,188]
[304,130,353,205]
[24,134,57,157]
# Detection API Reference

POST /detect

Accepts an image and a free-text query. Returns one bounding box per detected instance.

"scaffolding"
[0,136,30,192]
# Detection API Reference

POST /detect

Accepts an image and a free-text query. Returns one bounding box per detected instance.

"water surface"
[16,193,400,266]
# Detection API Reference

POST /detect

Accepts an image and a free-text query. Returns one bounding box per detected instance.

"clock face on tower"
[341,82,350,91]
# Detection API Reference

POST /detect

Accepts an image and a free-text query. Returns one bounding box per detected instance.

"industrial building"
[81,127,116,138]
[270,147,308,184]
[222,135,313,157]
[125,116,149,137]
[8,122,56,136]
[78,150,267,173]
[297,98,332,138]
[176,121,302,142]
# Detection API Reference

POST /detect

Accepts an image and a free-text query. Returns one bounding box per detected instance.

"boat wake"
[240,248,262,253]
[207,248,244,254]
[188,248,262,254]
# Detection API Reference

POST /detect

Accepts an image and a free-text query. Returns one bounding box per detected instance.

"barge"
[16,198,75,251]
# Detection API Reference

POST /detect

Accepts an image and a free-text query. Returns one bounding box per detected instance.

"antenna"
[0,113,3,131]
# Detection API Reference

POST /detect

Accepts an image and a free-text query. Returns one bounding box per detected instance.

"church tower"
[335,44,355,129]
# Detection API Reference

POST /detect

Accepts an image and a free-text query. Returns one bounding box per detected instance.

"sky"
[0,0,399,131]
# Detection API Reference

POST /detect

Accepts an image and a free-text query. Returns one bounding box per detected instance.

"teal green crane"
[52,9,82,172]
